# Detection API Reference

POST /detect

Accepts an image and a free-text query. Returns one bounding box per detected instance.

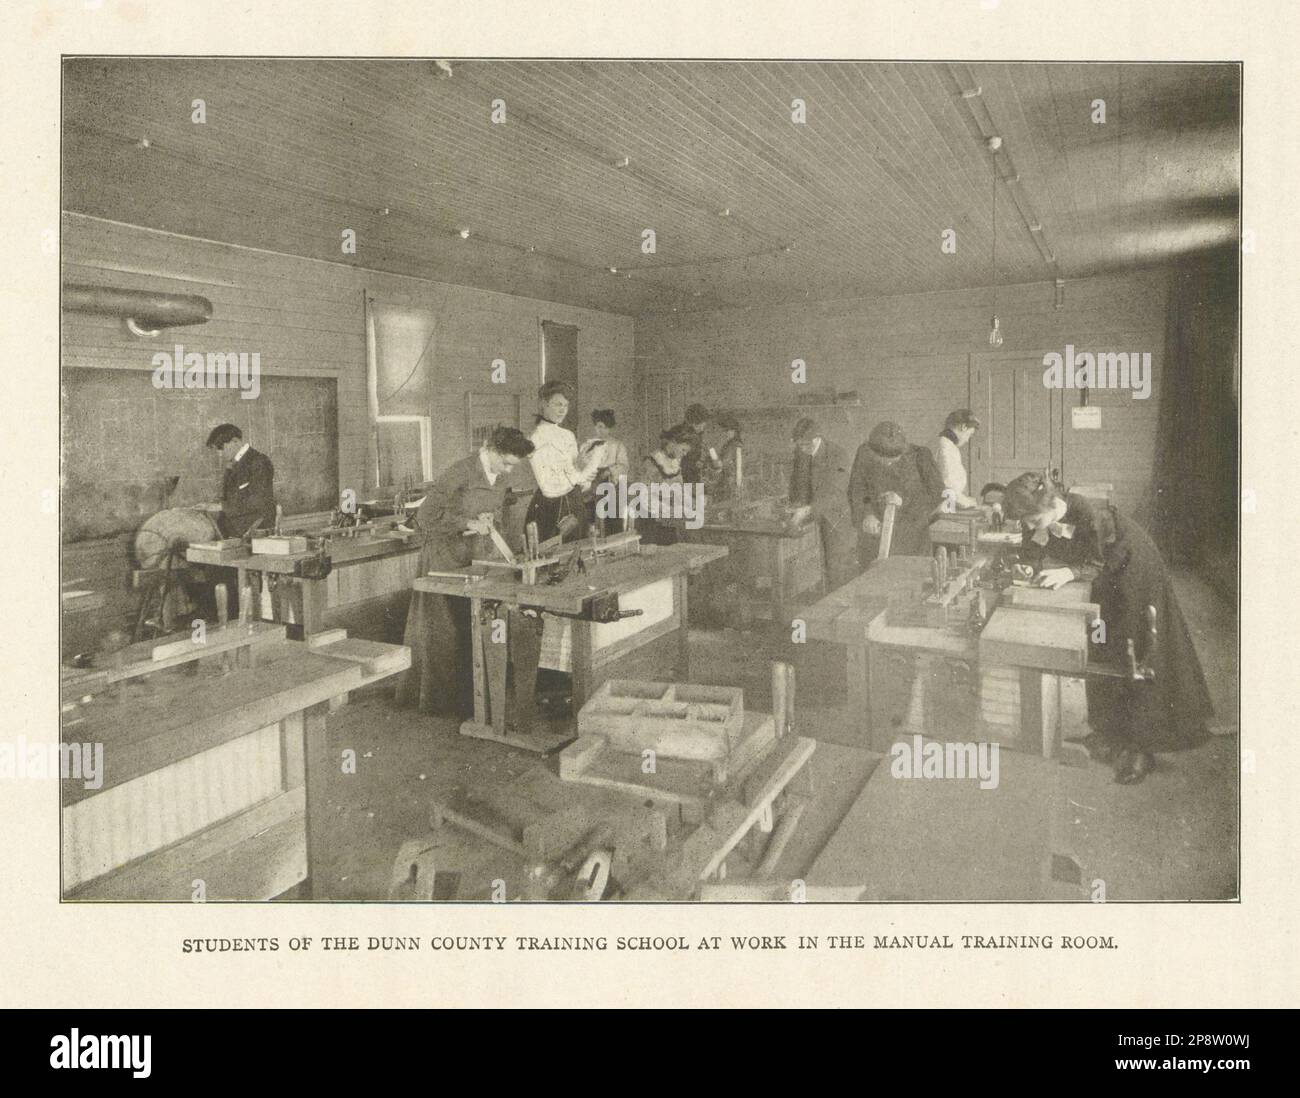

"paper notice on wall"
[1071,406,1101,429]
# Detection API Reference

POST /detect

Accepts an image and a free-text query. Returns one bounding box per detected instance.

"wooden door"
[969,352,1063,494]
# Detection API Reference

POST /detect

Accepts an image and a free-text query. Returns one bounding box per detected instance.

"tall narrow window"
[366,294,435,487]
[540,320,580,426]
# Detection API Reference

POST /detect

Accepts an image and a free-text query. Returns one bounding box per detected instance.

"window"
[366,294,436,486]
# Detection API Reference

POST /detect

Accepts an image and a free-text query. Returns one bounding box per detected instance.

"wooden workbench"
[412,542,728,751]
[61,635,410,901]
[188,533,420,639]
[803,558,1092,758]
[685,516,823,625]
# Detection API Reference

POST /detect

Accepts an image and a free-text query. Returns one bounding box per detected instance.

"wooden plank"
[431,801,528,857]
[250,535,309,555]
[300,577,329,636]
[305,628,349,648]
[589,612,679,670]
[571,621,594,714]
[300,701,330,900]
[280,710,305,790]
[97,622,286,682]
[559,712,777,806]
[686,736,816,883]
[313,637,410,676]
[469,597,487,728]
[672,573,690,681]
[413,543,729,615]
[1001,586,1101,623]
[558,738,715,806]
[484,611,509,737]
[67,787,305,901]
[980,607,1088,673]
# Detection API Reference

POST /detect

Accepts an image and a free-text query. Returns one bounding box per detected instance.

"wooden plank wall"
[635,269,1170,521]
[63,212,638,495]
[60,213,637,644]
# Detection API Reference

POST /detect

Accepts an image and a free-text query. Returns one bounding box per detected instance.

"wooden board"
[559,711,776,807]
[110,621,283,669]
[413,543,728,614]
[149,621,285,662]
[979,606,1088,673]
[310,636,411,677]
[1001,585,1101,623]
[802,556,933,642]
[67,786,306,901]
[250,535,309,555]
[660,735,816,889]
[807,746,1069,901]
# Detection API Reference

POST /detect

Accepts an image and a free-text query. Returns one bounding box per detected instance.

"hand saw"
[463,515,516,564]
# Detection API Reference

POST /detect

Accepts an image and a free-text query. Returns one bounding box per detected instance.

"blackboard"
[61,367,339,542]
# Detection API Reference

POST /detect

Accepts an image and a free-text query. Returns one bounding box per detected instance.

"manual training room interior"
[59,60,1239,903]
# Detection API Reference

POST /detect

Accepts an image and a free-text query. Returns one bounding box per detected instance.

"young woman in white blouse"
[526,381,598,541]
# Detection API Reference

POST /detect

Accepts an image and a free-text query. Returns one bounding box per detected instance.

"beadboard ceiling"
[62,59,1240,315]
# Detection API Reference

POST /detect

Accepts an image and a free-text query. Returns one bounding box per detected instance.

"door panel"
[970,353,1062,493]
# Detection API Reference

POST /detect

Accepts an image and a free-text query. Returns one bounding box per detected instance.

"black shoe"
[1113,749,1156,785]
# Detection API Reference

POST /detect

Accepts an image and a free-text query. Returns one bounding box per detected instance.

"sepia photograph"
[54,56,1242,908]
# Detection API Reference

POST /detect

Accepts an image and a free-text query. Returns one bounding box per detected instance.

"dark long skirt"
[395,588,472,716]
[525,488,587,542]
[1085,526,1214,753]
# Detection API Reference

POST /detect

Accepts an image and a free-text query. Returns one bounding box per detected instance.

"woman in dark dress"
[395,427,534,715]
[639,425,694,546]
[1000,472,1214,784]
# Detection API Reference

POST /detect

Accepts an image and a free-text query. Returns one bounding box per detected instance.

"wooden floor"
[304,570,1238,902]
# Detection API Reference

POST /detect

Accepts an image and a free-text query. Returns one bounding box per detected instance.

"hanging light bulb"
[986,139,1004,347]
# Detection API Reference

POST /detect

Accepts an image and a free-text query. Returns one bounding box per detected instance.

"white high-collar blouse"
[529,419,590,498]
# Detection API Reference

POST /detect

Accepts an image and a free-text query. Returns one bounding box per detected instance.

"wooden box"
[577,679,744,761]
[251,535,309,556]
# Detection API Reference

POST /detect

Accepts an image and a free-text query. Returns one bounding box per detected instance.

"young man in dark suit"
[206,423,277,537]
